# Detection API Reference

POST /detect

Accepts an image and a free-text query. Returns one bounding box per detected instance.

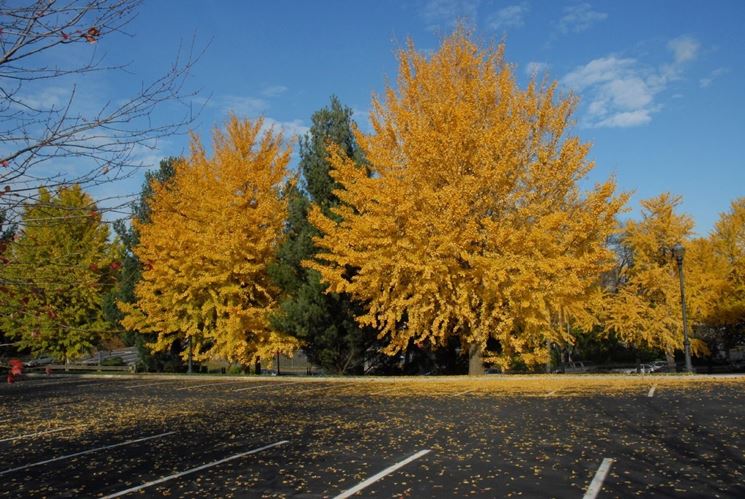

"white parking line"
[647,385,657,397]
[333,449,431,499]
[583,458,614,499]
[100,440,289,498]
[233,381,304,392]
[0,431,174,476]
[0,425,78,443]
[452,388,475,396]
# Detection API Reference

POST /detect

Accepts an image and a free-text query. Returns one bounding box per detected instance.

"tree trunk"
[665,349,676,370]
[468,344,484,375]
[187,338,193,374]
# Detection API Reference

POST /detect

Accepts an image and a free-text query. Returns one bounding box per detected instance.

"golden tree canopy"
[307,30,627,368]
[709,198,745,325]
[604,194,710,356]
[120,116,296,365]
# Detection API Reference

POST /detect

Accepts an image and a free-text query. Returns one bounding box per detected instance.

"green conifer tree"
[269,97,376,373]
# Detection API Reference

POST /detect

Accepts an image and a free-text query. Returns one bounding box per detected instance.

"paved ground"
[1,375,744,498]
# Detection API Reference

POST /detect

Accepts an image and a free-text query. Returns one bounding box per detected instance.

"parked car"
[24,357,53,367]
[646,360,669,373]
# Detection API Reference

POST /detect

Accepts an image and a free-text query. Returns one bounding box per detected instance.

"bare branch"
[0,0,203,226]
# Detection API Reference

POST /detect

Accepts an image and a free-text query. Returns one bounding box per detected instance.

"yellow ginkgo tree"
[709,198,745,327]
[604,194,711,365]
[306,29,627,373]
[120,116,297,367]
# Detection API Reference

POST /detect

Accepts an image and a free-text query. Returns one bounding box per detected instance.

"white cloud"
[562,56,635,90]
[14,86,70,111]
[261,85,288,98]
[562,35,700,128]
[221,95,268,116]
[594,109,652,128]
[604,77,653,109]
[261,118,309,139]
[524,61,548,76]
[420,0,480,31]
[668,36,700,64]
[559,3,607,34]
[699,67,728,88]
[487,3,529,31]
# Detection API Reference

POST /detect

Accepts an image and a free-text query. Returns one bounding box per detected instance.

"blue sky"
[77,0,744,235]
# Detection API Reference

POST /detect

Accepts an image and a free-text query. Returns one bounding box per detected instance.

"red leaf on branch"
[82,27,100,43]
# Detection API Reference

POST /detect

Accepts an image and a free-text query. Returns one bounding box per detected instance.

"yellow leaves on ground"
[120,116,297,366]
[307,29,627,367]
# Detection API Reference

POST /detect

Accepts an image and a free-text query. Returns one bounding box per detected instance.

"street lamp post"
[187,337,193,374]
[671,243,694,373]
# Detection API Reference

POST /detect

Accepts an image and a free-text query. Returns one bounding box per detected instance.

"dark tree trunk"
[468,344,484,375]
[665,350,676,370]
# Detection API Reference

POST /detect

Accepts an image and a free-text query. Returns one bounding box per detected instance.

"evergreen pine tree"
[269,97,377,374]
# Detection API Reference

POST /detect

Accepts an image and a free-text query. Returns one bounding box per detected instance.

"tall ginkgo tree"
[712,199,745,325]
[0,185,120,362]
[604,194,710,364]
[120,116,296,367]
[696,197,745,336]
[307,29,627,373]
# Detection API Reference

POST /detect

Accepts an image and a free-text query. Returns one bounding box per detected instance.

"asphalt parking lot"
[1,375,744,498]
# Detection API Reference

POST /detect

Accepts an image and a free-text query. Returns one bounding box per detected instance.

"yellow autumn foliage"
[306,30,627,368]
[604,194,713,358]
[708,198,745,326]
[119,116,297,366]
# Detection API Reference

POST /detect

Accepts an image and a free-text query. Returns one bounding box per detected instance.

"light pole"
[671,243,693,373]
[187,337,193,374]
